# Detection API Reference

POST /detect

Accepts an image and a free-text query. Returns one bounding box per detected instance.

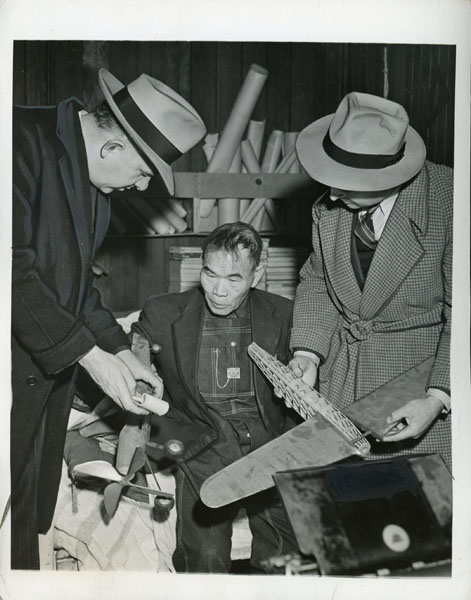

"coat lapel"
[58,156,88,269]
[360,167,429,318]
[172,289,205,404]
[250,291,283,408]
[320,205,362,315]
[56,100,92,271]
[93,192,111,254]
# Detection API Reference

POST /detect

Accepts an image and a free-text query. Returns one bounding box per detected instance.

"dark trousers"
[172,467,297,573]
[11,412,46,569]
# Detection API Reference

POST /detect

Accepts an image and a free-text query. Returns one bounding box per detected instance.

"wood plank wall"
[13,41,456,311]
[13,41,455,167]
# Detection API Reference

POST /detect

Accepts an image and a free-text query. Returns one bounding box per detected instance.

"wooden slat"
[116,173,319,200]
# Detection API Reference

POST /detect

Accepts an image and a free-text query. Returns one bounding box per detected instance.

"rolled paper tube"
[251,205,266,232]
[274,147,297,174]
[153,199,188,233]
[241,120,266,212]
[242,150,297,227]
[284,132,301,173]
[131,198,176,235]
[244,120,266,167]
[241,197,266,224]
[202,133,219,165]
[207,64,268,172]
[133,393,169,416]
[218,147,241,226]
[163,196,187,219]
[241,139,261,173]
[200,64,268,217]
[239,198,250,216]
[261,130,284,173]
[241,139,277,228]
[199,133,219,221]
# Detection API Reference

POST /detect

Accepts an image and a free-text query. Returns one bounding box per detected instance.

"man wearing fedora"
[11,68,206,568]
[289,92,452,466]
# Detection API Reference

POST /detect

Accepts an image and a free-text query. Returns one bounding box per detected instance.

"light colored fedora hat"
[98,68,206,194]
[296,92,426,191]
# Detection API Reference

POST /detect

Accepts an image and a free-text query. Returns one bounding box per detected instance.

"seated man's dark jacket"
[132,287,296,491]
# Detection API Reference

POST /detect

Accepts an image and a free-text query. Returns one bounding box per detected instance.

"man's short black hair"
[93,100,126,133]
[202,222,263,268]
[92,100,156,175]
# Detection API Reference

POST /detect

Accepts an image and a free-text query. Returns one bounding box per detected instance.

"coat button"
[26,376,37,386]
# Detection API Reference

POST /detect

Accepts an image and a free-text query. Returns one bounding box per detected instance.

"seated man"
[133,222,299,573]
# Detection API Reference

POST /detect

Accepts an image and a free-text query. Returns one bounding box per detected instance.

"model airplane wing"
[200,343,370,508]
[73,460,124,482]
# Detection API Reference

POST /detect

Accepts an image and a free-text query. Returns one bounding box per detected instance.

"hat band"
[113,87,183,165]
[323,131,406,169]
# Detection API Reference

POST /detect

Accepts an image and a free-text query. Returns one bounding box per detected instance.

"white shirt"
[359,190,399,240]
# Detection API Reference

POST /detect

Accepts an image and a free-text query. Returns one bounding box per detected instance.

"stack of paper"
[265,247,305,299]
[168,246,203,292]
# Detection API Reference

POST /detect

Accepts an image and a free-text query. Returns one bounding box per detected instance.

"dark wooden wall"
[13,41,456,312]
[13,41,455,167]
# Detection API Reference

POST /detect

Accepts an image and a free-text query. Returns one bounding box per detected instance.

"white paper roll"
[218,147,242,225]
[131,198,176,235]
[200,64,268,218]
[163,196,187,219]
[246,120,266,162]
[156,199,188,233]
[133,393,169,416]
[261,130,283,173]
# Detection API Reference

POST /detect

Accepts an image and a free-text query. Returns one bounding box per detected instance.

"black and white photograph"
[1,1,470,599]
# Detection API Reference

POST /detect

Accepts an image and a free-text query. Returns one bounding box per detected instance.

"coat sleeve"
[427,167,453,393]
[81,284,131,354]
[290,202,339,361]
[131,299,159,345]
[12,115,127,375]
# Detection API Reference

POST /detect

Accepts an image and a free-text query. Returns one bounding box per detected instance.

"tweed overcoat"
[291,161,452,464]
[12,99,130,529]
[132,287,296,492]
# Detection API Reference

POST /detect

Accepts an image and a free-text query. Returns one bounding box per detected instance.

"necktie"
[354,205,380,249]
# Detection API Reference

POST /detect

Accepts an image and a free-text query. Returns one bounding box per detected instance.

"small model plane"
[72,333,184,518]
[200,342,370,508]
[73,439,183,517]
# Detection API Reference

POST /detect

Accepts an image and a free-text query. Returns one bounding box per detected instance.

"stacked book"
[265,247,306,300]
[168,246,202,292]
[257,238,269,291]
[167,238,270,293]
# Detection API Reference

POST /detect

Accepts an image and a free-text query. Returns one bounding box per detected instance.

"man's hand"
[79,346,148,414]
[116,349,164,396]
[288,354,319,389]
[383,396,444,441]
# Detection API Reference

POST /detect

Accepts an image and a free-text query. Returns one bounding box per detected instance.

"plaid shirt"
[198,299,271,453]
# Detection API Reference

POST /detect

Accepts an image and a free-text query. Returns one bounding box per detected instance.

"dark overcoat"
[12,99,129,529]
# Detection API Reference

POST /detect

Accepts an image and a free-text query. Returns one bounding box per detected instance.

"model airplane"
[200,342,370,508]
[73,441,181,517]
[73,332,184,518]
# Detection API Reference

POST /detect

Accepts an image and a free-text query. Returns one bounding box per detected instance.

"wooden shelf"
[116,172,320,200]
